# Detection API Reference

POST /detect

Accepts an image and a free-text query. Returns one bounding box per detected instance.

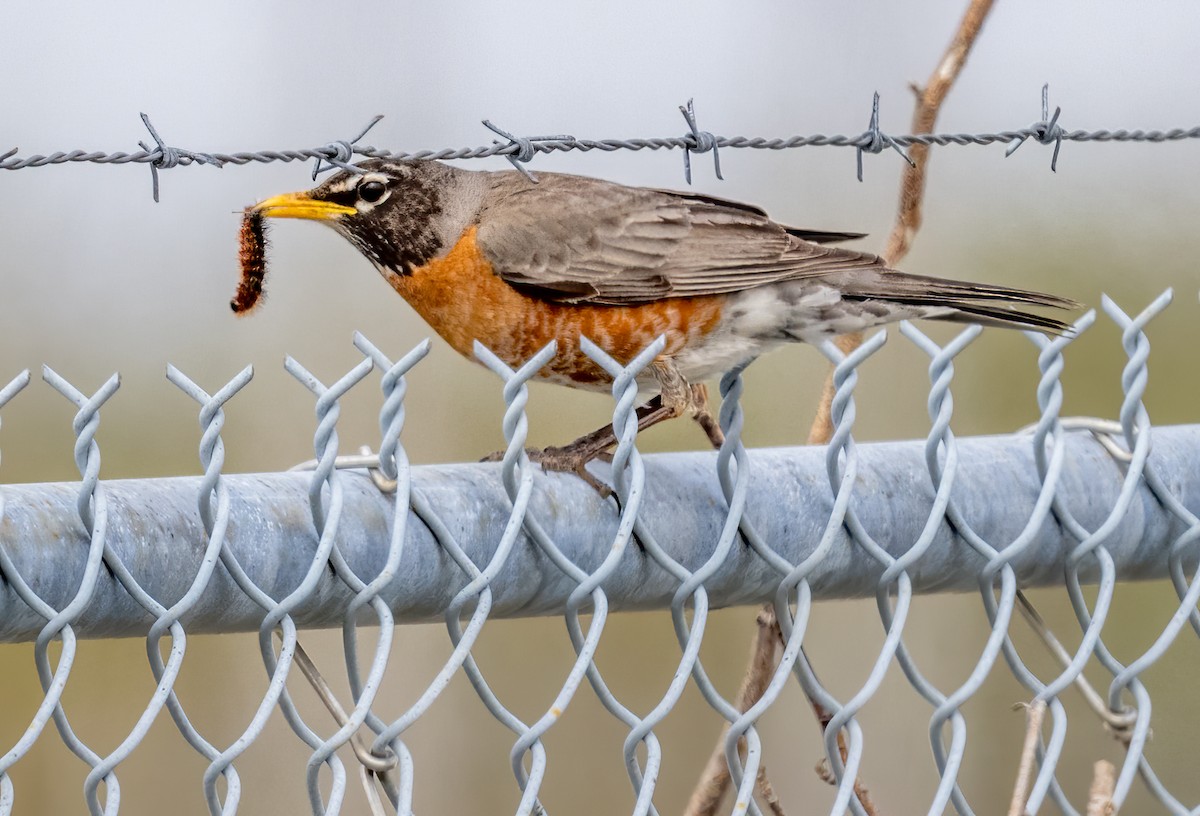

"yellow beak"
[252,192,357,220]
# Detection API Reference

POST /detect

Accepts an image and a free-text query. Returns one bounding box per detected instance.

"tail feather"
[839,269,1078,334]
[926,303,1073,334]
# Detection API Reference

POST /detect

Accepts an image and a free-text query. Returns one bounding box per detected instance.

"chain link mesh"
[1,290,1197,815]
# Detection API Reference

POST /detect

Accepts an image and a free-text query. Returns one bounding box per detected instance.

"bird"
[249,159,1075,479]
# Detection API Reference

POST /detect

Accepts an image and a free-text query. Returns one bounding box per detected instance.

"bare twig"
[806,0,997,445]
[882,0,997,264]
[756,763,788,816]
[688,4,998,812]
[1086,760,1117,816]
[811,700,882,815]
[684,606,785,816]
[1006,700,1048,816]
[1014,590,1140,737]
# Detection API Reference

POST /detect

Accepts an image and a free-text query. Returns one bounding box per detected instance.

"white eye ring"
[357,177,387,204]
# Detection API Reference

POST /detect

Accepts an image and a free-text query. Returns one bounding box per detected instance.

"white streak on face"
[350,172,393,213]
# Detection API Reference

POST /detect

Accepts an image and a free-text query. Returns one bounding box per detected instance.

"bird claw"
[479,445,613,497]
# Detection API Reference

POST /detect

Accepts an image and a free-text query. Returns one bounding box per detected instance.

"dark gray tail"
[839,270,1078,334]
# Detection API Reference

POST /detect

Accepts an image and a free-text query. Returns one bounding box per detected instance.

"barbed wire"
[2,86,1198,200]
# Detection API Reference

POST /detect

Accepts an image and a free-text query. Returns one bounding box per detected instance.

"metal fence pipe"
[1,424,1196,642]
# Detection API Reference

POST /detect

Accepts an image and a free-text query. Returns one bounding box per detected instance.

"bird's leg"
[655,361,726,450]
[536,360,720,464]
[535,396,676,465]
[479,397,676,494]
[482,360,723,492]
[689,382,725,449]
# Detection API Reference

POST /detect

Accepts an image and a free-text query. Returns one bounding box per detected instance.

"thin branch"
[680,3,1003,813]
[1006,700,1047,816]
[1086,760,1117,816]
[806,0,997,446]
[883,0,996,264]
[755,763,788,816]
[812,699,882,815]
[683,606,784,816]
[691,4,999,812]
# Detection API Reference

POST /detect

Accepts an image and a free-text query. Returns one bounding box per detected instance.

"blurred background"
[2,0,1199,813]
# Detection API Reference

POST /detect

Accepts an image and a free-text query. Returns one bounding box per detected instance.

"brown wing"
[474,171,884,306]
[645,188,867,244]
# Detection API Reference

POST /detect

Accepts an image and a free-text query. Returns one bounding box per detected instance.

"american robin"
[250,160,1074,474]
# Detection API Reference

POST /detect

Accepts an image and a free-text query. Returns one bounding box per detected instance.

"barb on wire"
[138,113,224,203]
[1005,83,1065,171]
[856,92,916,182]
[311,115,385,179]
[679,98,723,184]
[481,120,575,182]
[0,90,1195,189]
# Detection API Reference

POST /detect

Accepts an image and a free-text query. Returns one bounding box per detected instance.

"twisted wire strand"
[345,334,430,813]
[190,364,357,813]
[820,332,914,816]
[755,333,888,816]
[733,332,888,816]
[371,342,553,813]
[38,368,121,816]
[899,320,1088,815]
[295,338,428,812]
[1023,291,1171,814]
[4,89,1199,197]
[165,364,255,815]
[3,288,1200,816]
[472,340,558,816]
[6,126,1198,170]
[0,371,33,815]
[380,339,580,816]
[578,336,690,816]
[889,322,986,816]
[481,338,691,816]
[282,355,375,814]
[1006,313,1107,816]
[302,338,429,796]
[1062,292,1172,810]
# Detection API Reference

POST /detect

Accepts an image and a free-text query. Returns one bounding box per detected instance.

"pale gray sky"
[1,0,1198,478]
[3,6,1199,814]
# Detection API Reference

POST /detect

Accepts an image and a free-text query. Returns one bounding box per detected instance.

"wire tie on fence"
[856,91,915,182]
[311,115,384,180]
[1004,83,1065,171]
[679,97,723,184]
[359,764,390,816]
[481,119,573,183]
[137,113,223,203]
[0,147,17,163]
[1015,416,1134,464]
[273,631,401,776]
[289,446,397,492]
[1060,417,1135,463]
[1014,591,1139,738]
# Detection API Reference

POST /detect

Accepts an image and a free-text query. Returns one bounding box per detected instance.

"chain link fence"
[1,288,1198,814]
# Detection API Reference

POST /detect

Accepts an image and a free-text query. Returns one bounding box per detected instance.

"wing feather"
[476,171,883,305]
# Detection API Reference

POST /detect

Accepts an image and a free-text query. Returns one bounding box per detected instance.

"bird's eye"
[358,180,386,203]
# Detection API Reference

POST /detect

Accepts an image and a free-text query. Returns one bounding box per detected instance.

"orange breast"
[386,227,724,386]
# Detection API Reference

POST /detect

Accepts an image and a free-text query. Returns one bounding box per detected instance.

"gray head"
[252,159,483,273]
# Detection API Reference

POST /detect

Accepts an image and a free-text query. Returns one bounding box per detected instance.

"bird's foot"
[479,445,614,497]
